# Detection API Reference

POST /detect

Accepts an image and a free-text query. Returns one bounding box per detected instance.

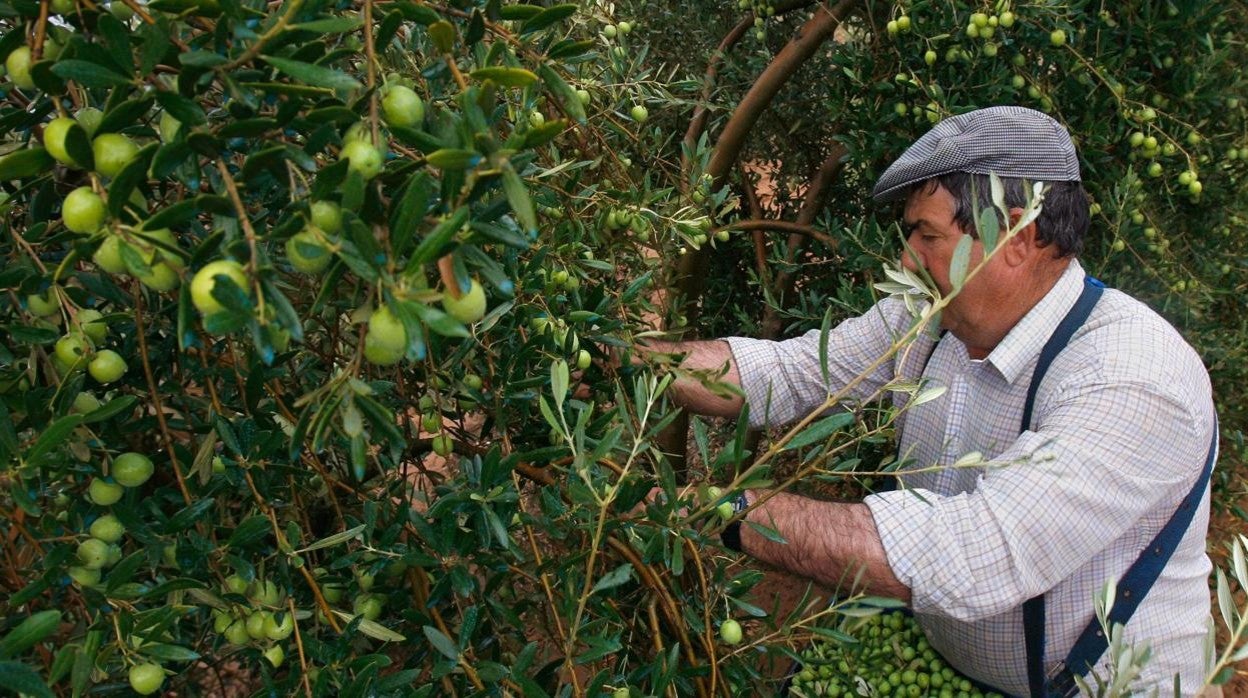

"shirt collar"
[984,258,1085,384]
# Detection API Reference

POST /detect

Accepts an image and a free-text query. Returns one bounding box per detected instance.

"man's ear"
[1000,207,1037,267]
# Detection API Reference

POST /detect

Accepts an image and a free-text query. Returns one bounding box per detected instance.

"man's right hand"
[632,339,746,419]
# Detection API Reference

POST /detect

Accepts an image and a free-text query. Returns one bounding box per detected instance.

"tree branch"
[681,0,823,178]
[662,0,858,474]
[761,143,848,338]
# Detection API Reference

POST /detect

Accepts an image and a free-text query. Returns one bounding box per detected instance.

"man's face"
[899,183,997,336]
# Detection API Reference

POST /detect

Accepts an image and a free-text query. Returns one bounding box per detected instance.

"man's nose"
[900,240,922,272]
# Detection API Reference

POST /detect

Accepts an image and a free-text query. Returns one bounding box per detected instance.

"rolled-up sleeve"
[725,298,917,429]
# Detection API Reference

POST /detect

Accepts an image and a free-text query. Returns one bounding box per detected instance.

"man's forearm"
[740,491,911,602]
[634,339,744,418]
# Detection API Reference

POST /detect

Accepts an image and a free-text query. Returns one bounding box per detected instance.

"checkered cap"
[872,105,1081,201]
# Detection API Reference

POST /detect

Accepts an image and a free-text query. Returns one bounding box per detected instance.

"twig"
[214,159,265,316]
[288,596,314,698]
[220,0,306,71]
[32,0,49,61]
[133,288,195,506]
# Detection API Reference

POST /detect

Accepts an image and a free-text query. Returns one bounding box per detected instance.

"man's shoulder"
[1068,285,1208,386]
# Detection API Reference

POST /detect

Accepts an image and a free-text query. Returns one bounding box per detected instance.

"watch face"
[733,492,750,515]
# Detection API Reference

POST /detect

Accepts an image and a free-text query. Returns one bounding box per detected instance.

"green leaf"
[425,148,481,170]
[164,497,215,532]
[227,514,272,549]
[390,1,440,24]
[219,117,279,139]
[289,16,363,33]
[50,60,132,88]
[469,66,539,88]
[0,661,53,698]
[422,626,459,660]
[389,172,431,256]
[410,303,470,339]
[137,21,172,75]
[405,207,468,270]
[590,564,633,594]
[727,597,769,617]
[989,171,1007,217]
[427,20,456,53]
[138,643,201,662]
[143,578,208,598]
[82,396,137,423]
[537,64,585,123]
[0,610,61,659]
[521,119,567,149]
[0,148,53,181]
[25,414,83,466]
[546,39,595,61]
[949,233,972,291]
[305,106,360,124]
[808,626,857,644]
[261,55,362,92]
[551,359,569,410]
[538,397,563,438]
[154,90,207,126]
[498,4,542,20]
[332,611,405,642]
[354,395,408,460]
[144,198,199,231]
[976,206,1000,253]
[107,144,158,219]
[520,4,577,34]
[96,97,155,135]
[178,50,228,68]
[62,121,94,170]
[241,144,289,181]
[48,645,74,686]
[70,631,100,697]
[105,552,147,592]
[501,162,537,235]
[746,520,788,544]
[4,325,57,345]
[294,524,366,554]
[782,412,854,451]
[376,10,404,48]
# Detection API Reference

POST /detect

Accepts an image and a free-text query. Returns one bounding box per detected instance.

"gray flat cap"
[871,105,1081,201]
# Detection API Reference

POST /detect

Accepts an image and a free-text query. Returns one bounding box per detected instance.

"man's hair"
[908,172,1090,258]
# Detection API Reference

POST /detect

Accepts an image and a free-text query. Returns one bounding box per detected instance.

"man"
[643,106,1217,696]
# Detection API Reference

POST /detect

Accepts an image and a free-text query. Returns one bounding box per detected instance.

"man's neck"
[961,259,1071,360]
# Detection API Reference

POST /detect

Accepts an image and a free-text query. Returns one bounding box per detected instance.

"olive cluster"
[737,0,777,41]
[789,613,1003,698]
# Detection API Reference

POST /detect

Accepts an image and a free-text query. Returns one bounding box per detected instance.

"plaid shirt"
[725,260,1216,695]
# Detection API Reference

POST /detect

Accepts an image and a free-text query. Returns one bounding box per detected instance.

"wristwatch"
[719,491,751,553]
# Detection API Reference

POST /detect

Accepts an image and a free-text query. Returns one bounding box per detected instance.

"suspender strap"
[1019,277,1104,434]
[1046,424,1218,697]
[1021,277,1219,697]
[1021,276,1104,697]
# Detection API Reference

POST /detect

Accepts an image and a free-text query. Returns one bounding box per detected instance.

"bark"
[680,0,820,176]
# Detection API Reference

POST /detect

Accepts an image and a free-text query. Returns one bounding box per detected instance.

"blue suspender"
[1019,277,1219,697]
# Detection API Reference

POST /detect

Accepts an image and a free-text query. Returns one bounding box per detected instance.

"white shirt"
[725,260,1215,696]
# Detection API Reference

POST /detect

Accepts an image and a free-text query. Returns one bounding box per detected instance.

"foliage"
[0,0,1245,696]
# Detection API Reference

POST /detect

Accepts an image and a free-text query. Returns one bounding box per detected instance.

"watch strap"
[720,491,750,552]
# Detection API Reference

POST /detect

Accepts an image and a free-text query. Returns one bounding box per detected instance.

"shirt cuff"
[723,336,782,429]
